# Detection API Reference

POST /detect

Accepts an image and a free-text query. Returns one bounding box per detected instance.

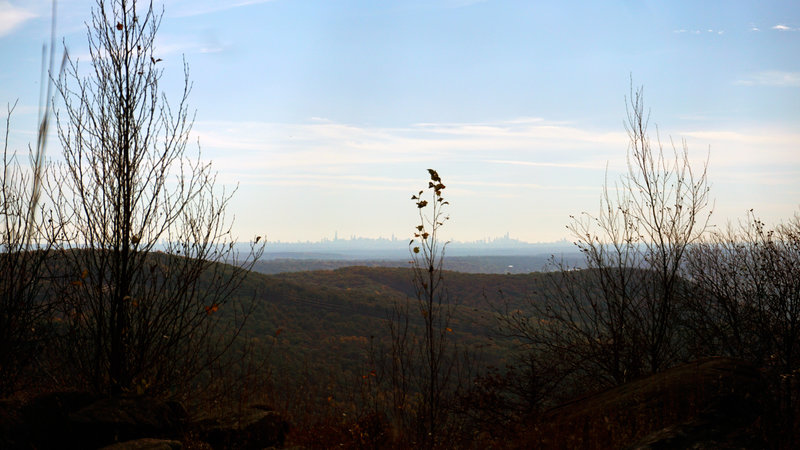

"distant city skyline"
[317,230,526,243]
[259,231,576,260]
[1,0,798,243]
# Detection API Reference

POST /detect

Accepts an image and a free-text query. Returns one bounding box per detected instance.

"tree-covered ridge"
[229,265,549,368]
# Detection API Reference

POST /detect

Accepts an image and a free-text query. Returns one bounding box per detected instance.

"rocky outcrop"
[524,357,768,449]
[191,405,289,450]
[0,392,290,449]
[67,396,187,448]
[0,391,98,449]
[629,392,767,449]
[99,438,183,450]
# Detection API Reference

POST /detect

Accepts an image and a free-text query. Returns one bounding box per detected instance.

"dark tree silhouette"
[388,169,466,447]
[499,83,711,390]
[688,211,800,372]
[51,0,263,397]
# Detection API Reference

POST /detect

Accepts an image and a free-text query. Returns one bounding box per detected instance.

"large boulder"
[67,396,187,448]
[523,357,768,449]
[0,391,189,449]
[192,405,289,450]
[0,397,26,449]
[629,390,769,449]
[100,438,183,450]
[4,391,98,449]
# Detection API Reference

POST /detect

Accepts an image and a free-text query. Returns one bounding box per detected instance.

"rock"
[17,391,98,449]
[67,396,187,448]
[629,393,768,449]
[100,438,183,449]
[0,398,26,449]
[524,357,767,449]
[193,407,289,450]
[0,392,190,449]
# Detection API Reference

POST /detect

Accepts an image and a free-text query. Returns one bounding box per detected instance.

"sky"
[1,0,798,244]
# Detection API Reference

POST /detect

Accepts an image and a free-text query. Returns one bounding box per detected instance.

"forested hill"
[230,265,556,391]
[237,266,553,347]
[271,265,551,309]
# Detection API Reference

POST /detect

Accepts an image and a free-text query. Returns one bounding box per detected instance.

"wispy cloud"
[184,116,800,241]
[746,24,796,32]
[152,35,230,56]
[681,128,800,170]
[186,118,800,209]
[734,71,800,87]
[192,118,628,177]
[167,0,276,18]
[213,173,591,196]
[673,28,723,35]
[67,34,227,65]
[0,1,37,37]
[485,159,604,170]
[223,173,420,191]
[712,169,800,187]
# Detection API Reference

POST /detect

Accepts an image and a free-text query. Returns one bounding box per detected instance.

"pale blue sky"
[1,0,799,243]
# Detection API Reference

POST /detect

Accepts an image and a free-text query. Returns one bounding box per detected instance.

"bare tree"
[387,169,464,447]
[410,169,452,444]
[686,210,800,446]
[688,211,800,372]
[499,83,711,389]
[684,223,760,361]
[51,0,262,397]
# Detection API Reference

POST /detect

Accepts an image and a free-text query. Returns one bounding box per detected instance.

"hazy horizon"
[2,0,798,244]
[243,233,578,261]
[258,231,568,244]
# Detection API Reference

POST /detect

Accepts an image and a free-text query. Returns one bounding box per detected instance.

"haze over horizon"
[2,0,798,244]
